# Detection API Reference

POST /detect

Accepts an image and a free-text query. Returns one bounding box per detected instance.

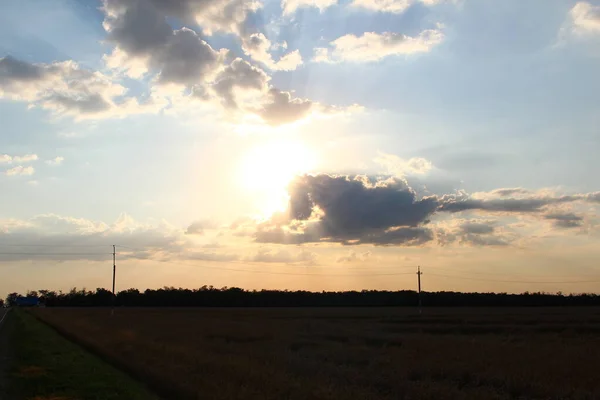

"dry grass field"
[30,307,600,400]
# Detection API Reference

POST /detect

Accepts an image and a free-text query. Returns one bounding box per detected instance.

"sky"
[1,0,600,297]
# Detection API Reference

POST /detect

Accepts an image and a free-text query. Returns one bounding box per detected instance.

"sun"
[238,139,316,217]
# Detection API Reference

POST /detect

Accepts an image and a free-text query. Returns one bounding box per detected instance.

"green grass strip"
[9,310,159,400]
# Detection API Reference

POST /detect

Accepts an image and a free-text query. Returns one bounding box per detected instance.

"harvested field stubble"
[30,307,600,400]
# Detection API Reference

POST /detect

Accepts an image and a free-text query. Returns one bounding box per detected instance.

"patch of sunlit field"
[30,307,600,400]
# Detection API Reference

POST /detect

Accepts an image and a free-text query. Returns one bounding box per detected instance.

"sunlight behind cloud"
[238,139,317,217]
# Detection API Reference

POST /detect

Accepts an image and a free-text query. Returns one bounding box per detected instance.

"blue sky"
[1,0,600,297]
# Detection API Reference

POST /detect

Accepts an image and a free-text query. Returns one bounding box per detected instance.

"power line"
[427,272,600,285]
[0,244,112,247]
[128,256,416,277]
[424,265,600,279]
[115,245,420,271]
[0,252,111,256]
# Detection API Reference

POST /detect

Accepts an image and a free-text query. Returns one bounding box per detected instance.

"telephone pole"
[112,245,116,296]
[417,265,423,314]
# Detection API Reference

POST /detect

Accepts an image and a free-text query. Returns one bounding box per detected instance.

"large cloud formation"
[0,56,159,119]
[255,175,438,245]
[101,0,344,125]
[251,174,600,247]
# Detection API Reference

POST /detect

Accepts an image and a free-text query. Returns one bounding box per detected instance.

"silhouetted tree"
[4,287,600,308]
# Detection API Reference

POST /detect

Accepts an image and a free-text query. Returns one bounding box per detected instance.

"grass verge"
[8,309,159,400]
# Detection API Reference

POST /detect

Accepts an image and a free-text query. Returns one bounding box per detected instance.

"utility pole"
[112,245,116,296]
[112,245,116,316]
[417,265,423,314]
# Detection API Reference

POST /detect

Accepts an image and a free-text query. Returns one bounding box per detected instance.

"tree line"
[5,287,600,307]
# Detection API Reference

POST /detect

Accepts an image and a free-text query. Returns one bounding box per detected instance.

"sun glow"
[239,139,316,217]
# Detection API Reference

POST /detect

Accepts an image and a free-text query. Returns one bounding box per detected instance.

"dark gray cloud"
[255,174,438,246]
[155,28,222,84]
[439,194,581,213]
[289,175,438,232]
[104,0,172,55]
[459,221,495,234]
[490,188,530,197]
[212,58,268,108]
[104,0,224,86]
[101,1,326,125]
[0,56,45,82]
[544,212,583,229]
[0,56,140,119]
[436,220,511,247]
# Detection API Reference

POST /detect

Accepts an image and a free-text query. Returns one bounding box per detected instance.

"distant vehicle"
[15,296,40,307]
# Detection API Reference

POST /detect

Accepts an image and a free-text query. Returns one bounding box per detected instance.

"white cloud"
[312,47,332,63]
[5,166,35,176]
[570,2,600,34]
[241,33,303,71]
[13,154,38,163]
[0,154,38,163]
[351,0,440,14]
[281,0,338,15]
[374,152,434,176]
[316,29,444,63]
[46,156,65,166]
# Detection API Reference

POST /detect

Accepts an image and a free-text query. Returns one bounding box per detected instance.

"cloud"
[46,156,64,166]
[5,166,35,176]
[257,89,313,126]
[544,212,584,229]
[254,174,438,245]
[103,0,226,86]
[569,2,600,34]
[241,33,303,71]
[489,188,530,197]
[281,0,337,15]
[0,213,186,262]
[0,56,159,120]
[315,29,443,63]
[243,174,600,247]
[0,154,38,164]
[247,247,317,264]
[211,58,269,108]
[460,220,496,235]
[13,154,38,163]
[435,219,514,247]
[312,47,331,63]
[336,250,371,263]
[439,193,583,213]
[101,1,349,126]
[350,0,440,14]
[374,152,433,177]
[185,220,218,235]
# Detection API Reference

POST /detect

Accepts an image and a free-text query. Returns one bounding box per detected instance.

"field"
[30,307,600,400]
[8,310,157,400]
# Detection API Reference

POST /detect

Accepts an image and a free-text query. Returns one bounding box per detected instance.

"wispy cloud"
[0,154,38,163]
[5,166,35,176]
[46,156,65,166]
[314,29,444,63]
